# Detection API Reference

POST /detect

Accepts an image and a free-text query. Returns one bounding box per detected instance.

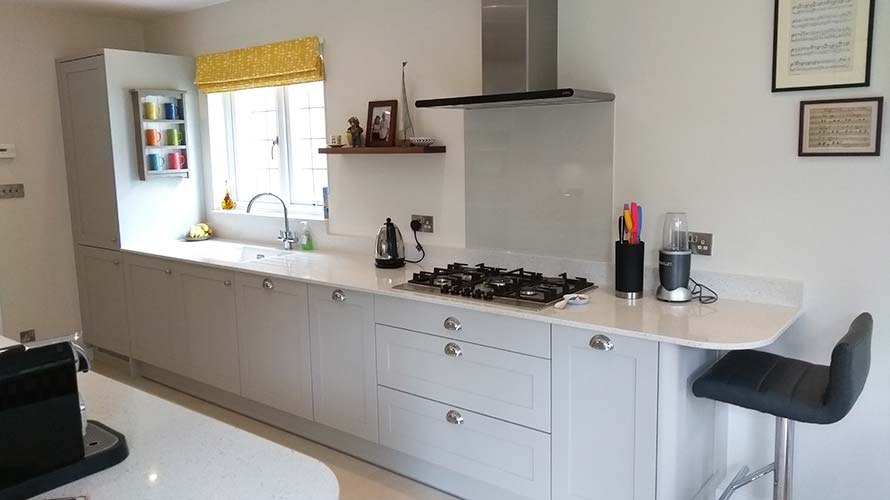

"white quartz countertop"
[123,239,802,350]
[0,337,340,500]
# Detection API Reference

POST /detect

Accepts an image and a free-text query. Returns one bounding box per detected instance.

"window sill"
[212,208,327,222]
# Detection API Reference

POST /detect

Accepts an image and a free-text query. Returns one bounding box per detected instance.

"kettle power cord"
[689,277,718,304]
[405,220,426,264]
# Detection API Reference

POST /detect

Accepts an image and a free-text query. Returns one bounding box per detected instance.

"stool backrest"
[824,312,873,423]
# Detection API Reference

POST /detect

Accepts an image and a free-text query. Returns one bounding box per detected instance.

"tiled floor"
[94,361,458,500]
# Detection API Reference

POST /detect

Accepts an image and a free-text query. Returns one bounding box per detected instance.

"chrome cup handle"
[446,410,464,425]
[589,334,614,351]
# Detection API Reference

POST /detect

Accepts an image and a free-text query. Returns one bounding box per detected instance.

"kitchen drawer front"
[378,387,551,500]
[377,325,551,432]
[375,295,550,358]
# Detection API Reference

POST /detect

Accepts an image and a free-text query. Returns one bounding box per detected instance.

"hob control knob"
[484,291,495,301]
[451,288,461,295]
[473,289,484,299]
[460,288,472,297]
[440,285,451,294]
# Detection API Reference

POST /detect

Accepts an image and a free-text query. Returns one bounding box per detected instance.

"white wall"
[103,49,205,246]
[0,5,144,340]
[143,0,480,248]
[560,1,889,499]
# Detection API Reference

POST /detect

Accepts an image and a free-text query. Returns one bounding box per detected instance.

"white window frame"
[216,83,327,218]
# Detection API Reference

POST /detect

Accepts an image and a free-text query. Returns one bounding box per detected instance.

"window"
[208,81,327,216]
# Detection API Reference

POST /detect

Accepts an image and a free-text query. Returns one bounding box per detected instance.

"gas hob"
[393,262,597,311]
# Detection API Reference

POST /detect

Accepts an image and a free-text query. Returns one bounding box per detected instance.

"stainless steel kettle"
[375,218,405,268]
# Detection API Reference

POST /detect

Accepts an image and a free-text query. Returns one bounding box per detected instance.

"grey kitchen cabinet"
[552,326,658,500]
[57,55,121,249]
[308,284,378,442]
[178,263,240,394]
[124,254,183,373]
[236,274,313,420]
[76,245,129,356]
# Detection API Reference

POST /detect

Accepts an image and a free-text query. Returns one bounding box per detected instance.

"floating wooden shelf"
[145,145,187,150]
[319,145,446,155]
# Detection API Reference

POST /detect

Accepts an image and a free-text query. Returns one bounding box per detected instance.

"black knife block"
[615,240,645,299]
[0,343,85,489]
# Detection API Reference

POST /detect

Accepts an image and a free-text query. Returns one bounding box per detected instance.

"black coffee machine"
[0,336,128,500]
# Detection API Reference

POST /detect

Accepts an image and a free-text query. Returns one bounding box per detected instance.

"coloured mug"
[164,102,179,120]
[147,153,166,171]
[168,152,186,170]
[143,102,159,120]
[166,128,183,146]
[145,129,162,146]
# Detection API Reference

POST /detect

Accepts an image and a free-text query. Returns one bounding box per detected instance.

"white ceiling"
[12,0,231,19]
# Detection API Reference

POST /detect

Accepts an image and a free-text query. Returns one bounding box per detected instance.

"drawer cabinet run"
[376,324,551,432]
[379,387,551,500]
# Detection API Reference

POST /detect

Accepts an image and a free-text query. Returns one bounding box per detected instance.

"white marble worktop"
[0,336,340,500]
[123,239,802,350]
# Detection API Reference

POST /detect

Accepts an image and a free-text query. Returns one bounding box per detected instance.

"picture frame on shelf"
[366,100,398,147]
[772,0,875,92]
[798,97,883,157]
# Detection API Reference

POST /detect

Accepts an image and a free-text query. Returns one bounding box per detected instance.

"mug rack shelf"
[131,89,191,180]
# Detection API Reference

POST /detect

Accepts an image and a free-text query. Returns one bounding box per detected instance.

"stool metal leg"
[774,417,794,500]
[716,417,794,500]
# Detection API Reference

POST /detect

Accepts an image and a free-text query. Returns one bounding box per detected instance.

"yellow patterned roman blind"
[195,36,324,93]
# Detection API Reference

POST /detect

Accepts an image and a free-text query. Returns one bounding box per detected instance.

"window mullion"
[224,93,238,202]
[277,87,292,208]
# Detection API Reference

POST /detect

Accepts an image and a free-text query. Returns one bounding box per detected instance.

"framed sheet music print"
[799,97,883,156]
[773,0,875,92]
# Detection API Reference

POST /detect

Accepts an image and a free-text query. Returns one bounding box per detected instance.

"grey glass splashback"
[465,103,614,261]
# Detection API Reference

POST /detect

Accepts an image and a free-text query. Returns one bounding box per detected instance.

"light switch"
[0,144,16,159]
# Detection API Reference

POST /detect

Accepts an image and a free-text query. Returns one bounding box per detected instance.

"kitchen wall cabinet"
[57,56,121,249]
[76,245,129,356]
[178,263,240,394]
[308,284,378,442]
[551,326,658,500]
[124,254,183,373]
[236,274,313,420]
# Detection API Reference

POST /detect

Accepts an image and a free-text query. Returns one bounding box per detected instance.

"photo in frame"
[798,97,883,156]
[772,0,875,92]
[366,100,398,147]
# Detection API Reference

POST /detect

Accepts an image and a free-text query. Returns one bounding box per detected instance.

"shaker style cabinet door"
[308,284,378,442]
[57,55,121,249]
[76,245,129,356]
[124,254,183,373]
[178,263,240,394]
[552,326,658,500]
[236,274,313,420]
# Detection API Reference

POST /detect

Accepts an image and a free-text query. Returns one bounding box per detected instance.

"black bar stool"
[693,313,873,500]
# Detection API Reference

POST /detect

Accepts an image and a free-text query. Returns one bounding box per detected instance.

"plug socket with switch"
[0,144,16,159]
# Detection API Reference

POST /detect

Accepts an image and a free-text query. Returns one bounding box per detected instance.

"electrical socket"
[411,214,434,233]
[19,329,36,343]
[688,232,713,256]
[0,184,24,199]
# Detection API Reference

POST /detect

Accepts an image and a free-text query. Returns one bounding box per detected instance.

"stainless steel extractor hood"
[415,0,614,110]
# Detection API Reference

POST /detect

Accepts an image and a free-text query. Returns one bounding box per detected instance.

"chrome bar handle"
[446,410,464,425]
[589,334,614,351]
[443,317,462,332]
[444,342,463,357]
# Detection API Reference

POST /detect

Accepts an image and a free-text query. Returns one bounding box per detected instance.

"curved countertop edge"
[120,241,804,351]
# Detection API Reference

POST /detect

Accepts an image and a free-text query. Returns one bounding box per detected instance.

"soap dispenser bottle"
[299,221,313,251]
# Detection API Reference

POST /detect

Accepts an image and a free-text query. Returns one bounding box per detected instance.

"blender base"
[657,286,693,303]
